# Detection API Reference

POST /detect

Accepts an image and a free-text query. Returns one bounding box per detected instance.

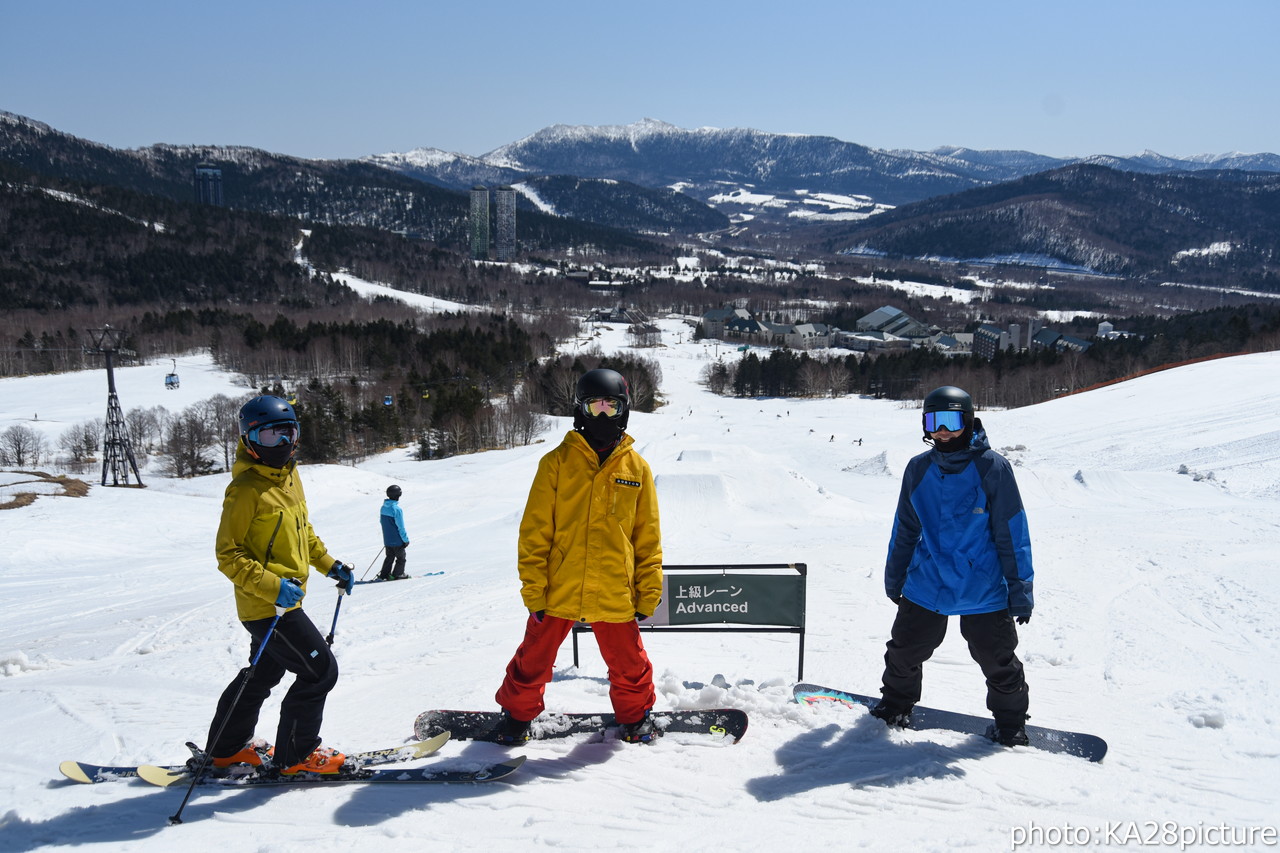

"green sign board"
[650,573,804,628]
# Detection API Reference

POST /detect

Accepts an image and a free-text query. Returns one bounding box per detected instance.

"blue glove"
[275,578,304,608]
[327,562,354,594]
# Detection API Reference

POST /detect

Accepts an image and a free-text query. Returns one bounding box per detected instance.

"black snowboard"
[414,708,748,744]
[794,683,1106,762]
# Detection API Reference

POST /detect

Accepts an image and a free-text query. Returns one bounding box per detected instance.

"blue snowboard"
[794,683,1106,762]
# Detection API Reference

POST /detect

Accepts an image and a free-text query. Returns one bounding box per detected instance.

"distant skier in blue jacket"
[873,386,1034,746]
[378,485,410,580]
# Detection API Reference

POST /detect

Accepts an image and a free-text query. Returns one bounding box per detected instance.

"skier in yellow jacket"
[207,395,354,775]
[495,368,663,743]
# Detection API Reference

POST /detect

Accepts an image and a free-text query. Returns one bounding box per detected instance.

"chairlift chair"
[164,359,180,389]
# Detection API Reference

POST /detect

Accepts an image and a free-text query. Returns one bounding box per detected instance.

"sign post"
[572,563,807,679]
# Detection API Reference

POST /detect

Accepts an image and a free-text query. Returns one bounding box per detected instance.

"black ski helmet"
[573,367,631,437]
[239,395,298,437]
[386,484,402,500]
[922,385,973,416]
[575,369,630,415]
[921,385,974,443]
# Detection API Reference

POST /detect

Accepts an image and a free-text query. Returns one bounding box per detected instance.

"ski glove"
[275,578,304,608]
[530,610,545,623]
[327,562,354,594]
[635,612,648,622]
[1016,614,1031,625]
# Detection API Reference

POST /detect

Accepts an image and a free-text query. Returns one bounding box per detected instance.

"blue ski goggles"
[923,410,966,433]
[249,421,299,447]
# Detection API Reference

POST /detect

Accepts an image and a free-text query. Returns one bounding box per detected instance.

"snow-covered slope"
[2,331,1277,851]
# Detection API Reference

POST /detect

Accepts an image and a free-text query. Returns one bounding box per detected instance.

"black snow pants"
[207,607,339,767]
[879,597,1029,726]
[380,545,407,579]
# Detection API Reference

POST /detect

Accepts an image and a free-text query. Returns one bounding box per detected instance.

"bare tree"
[57,420,102,464]
[544,361,580,416]
[163,405,217,478]
[798,361,827,398]
[626,356,663,412]
[203,394,246,470]
[499,398,550,447]
[701,361,731,395]
[125,407,166,454]
[1,425,47,467]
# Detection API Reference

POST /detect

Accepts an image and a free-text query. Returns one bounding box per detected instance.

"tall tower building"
[469,186,490,260]
[494,186,517,261]
[194,164,223,206]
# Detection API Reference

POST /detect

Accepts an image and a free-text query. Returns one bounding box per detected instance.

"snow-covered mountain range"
[365,118,1280,223]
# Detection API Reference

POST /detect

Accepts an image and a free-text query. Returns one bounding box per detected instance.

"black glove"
[1016,614,1031,625]
[327,562,354,594]
[635,612,648,622]
[531,610,545,623]
[889,595,902,605]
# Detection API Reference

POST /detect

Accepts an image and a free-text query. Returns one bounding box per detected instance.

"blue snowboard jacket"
[884,423,1034,617]
[380,498,410,547]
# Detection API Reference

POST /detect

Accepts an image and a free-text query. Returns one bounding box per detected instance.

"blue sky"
[3,0,1276,161]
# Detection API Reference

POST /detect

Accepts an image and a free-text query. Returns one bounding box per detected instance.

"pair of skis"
[61,732,524,788]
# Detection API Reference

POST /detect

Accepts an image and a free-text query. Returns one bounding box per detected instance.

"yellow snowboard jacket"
[215,442,337,621]
[517,430,663,623]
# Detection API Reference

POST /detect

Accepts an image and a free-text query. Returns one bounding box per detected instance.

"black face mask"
[932,427,972,452]
[250,441,295,468]
[575,409,625,451]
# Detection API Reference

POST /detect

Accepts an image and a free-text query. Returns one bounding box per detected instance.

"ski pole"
[359,547,385,581]
[169,590,292,826]
[325,584,347,647]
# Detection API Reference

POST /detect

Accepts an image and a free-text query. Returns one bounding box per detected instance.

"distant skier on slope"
[494,368,664,745]
[377,484,410,580]
[207,395,355,775]
[872,385,1035,746]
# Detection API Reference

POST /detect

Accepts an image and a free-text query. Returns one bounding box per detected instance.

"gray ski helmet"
[239,395,298,436]
[386,484,402,500]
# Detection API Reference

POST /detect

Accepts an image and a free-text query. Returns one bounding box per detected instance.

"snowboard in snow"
[414,708,748,744]
[136,754,524,787]
[60,731,451,784]
[793,683,1106,762]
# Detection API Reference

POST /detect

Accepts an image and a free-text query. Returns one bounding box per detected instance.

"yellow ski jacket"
[517,430,663,623]
[215,442,337,621]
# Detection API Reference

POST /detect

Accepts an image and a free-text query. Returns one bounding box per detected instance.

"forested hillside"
[813,165,1280,292]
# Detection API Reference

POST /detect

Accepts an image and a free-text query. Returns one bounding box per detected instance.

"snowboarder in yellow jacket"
[207,395,354,775]
[496,368,663,743]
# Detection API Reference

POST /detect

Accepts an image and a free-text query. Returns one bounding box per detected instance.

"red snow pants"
[495,613,655,724]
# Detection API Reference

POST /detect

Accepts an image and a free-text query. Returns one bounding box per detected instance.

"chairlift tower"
[86,325,144,487]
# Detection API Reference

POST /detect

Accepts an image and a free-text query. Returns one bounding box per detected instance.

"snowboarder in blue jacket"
[873,386,1034,746]
[378,485,410,580]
